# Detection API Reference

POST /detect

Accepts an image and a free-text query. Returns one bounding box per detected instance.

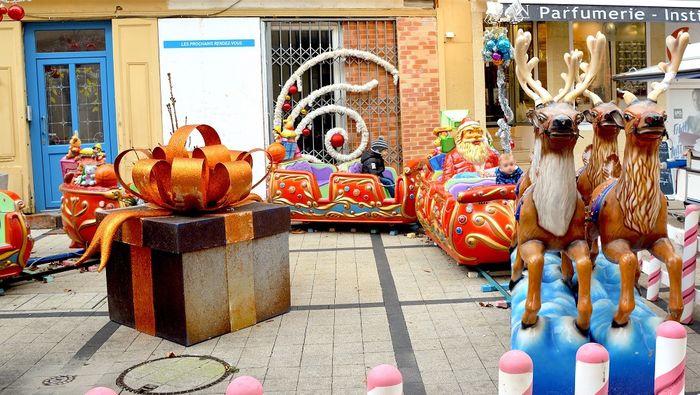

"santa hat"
[457,117,480,131]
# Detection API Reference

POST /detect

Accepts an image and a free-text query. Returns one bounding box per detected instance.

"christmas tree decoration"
[301,127,311,137]
[329,130,345,149]
[282,102,292,112]
[288,84,298,95]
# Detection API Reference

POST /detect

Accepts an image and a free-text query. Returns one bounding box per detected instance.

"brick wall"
[396,17,440,163]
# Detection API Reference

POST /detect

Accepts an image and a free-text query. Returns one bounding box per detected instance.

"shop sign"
[505,4,700,22]
[163,39,255,49]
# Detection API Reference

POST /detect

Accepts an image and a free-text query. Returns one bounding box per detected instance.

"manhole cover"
[43,375,76,386]
[116,355,233,394]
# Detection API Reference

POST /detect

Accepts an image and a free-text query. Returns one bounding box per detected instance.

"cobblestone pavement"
[0,228,699,394]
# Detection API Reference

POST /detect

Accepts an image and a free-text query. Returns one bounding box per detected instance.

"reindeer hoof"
[521,317,538,330]
[509,277,522,291]
[575,323,590,337]
[611,319,628,328]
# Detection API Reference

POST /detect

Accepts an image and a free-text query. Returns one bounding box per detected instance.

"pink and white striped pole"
[643,256,662,302]
[85,388,118,395]
[226,376,263,395]
[367,364,403,395]
[498,350,533,395]
[655,321,687,395]
[575,343,609,395]
[680,205,699,324]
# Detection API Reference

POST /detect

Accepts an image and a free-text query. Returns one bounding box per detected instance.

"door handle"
[40,116,47,145]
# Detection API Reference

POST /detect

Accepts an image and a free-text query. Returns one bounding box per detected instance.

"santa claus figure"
[442,118,499,180]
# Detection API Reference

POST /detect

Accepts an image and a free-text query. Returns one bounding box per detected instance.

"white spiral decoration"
[294,105,369,163]
[272,48,400,164]
[288,80,379,124]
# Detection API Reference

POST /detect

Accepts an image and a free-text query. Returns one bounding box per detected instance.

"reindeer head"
[583,102,624,138]
[618,32,689,147]
[515,29,606,153]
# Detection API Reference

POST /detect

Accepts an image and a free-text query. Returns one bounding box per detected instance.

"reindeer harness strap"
[590,179,617,225]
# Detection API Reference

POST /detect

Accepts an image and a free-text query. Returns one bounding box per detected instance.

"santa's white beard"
[533,151,577,237]
[458,141,490,165]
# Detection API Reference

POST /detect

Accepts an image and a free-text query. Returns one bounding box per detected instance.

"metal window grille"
[264,19,402,168]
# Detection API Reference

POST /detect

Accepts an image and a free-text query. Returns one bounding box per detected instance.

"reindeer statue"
[588,32,690,326]
[510,29,606,333]
[576,73,625,205]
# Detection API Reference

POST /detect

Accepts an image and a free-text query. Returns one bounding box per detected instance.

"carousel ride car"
[414,119,518,265]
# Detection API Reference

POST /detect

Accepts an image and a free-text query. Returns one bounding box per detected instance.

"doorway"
[24,22,117,211]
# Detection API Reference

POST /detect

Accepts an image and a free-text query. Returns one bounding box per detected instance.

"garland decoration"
[482,0,526,154]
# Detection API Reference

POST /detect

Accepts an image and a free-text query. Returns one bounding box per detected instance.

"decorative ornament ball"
[300,108,308,115]
[496,39,511,52]
[0,7,7,15]
[282,102,292,112]
[8,4,24,21]
[493,58,504,66]
[0,14,3,22]
[502,50,511,61]
[302,127,311,137]
[492,52,502,61]
[266,142,287,163]
[485,40,496,50]
[285,95,291,101]
[95,164,118,187]
[288,84,298,95]
[330,133,345,148]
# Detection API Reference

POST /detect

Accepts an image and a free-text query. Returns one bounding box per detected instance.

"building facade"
[487,0,700,166]
[3,0,488,212]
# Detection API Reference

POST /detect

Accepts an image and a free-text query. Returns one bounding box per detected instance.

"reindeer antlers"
[514,29,552,106]
[515,29,607,106]
[563,32,606,104]
[553,49,583,103]
[579,62,604,106]
[648,31,690,102]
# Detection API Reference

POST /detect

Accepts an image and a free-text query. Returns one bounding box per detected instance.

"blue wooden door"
[25,22,117,210]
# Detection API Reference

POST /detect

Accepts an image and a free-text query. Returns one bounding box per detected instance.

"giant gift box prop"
[96,203,290,346]
[79,124,290,346]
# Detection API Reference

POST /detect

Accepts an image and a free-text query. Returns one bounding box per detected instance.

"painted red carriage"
[414,159,517,265]
[268,157,420,224]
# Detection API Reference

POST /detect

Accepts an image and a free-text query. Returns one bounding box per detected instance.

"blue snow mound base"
[510,251,588,394]
[589,255,662,395]
[510,250,661,394]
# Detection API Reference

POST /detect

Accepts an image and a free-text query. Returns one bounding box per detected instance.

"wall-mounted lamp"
[445,31,456,39]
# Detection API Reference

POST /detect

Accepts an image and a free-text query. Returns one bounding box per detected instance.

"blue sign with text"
[163,39,255,49]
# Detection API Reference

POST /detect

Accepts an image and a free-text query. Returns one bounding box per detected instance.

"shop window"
[573,22,646,109]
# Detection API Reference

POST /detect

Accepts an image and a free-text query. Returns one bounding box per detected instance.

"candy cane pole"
[498,350,533,395]
[655,321,687,395]
[643,256,662,302]
[575,343,609,395]
[367,364,403,395]
[680,205,699,324]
